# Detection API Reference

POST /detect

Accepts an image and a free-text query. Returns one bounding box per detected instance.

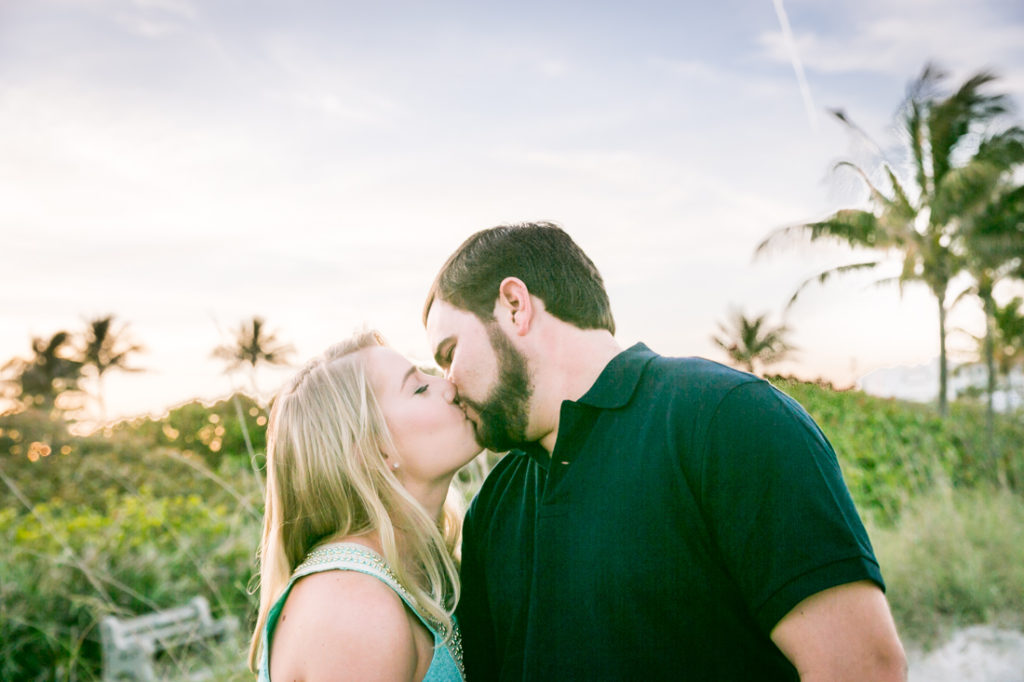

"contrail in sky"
[772,0,818,132]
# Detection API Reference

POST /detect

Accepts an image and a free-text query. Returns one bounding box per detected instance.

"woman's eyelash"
[413,384,428,395]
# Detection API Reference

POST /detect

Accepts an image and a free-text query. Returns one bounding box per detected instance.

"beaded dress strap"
[293,543,443,633]
[294,542,417,604]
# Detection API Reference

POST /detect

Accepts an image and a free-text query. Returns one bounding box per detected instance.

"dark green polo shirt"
[456,343,883,681]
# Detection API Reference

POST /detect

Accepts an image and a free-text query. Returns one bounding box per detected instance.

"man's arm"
[770,580,907,682]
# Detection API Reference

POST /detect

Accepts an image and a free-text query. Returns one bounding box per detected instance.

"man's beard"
[459,323,533,452]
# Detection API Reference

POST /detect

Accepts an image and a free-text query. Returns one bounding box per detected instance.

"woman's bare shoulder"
[270,570,417,681]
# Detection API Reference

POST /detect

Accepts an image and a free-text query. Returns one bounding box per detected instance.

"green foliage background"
[771,378,1024,522]
[1,382,1022,679]
[0,397,265,681]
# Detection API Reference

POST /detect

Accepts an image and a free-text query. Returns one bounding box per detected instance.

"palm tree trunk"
[97,373,107,425]
[248,365,260,403]
[938,296,949,416]
[982,294,1001,485]
[233,394,264,490]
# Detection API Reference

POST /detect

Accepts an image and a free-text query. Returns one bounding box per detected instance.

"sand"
[908,626,1024,682]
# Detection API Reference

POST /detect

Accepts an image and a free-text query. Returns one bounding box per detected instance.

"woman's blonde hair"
[247,330,462,672]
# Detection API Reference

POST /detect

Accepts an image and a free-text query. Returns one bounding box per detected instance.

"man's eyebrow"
[432,335,455,366]
[400,365,417,390]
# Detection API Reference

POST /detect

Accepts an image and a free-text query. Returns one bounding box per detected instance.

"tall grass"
[870,484,1024,647]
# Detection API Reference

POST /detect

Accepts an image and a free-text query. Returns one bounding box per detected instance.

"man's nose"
[442,378,459,404]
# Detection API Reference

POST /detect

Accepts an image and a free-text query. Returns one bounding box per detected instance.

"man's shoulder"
[638,352,766,402]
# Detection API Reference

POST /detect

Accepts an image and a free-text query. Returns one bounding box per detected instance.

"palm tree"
[967,296,1024,484]
[212,316,295,490]
[2,332,84,413]
[954,171,1024,443]
[211,316,295,399]
[711,310,795,375]
[80,315,145,422]
[756,64,1022,415]
[991,297,1024,402]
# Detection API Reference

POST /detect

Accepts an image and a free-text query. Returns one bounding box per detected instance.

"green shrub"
[0,406,263,680]
[869,485,1024,647]
[2,379,1023,678]
[110,393,268,471]
[0,486,259,681]
[769,378,1024,523]
[1,408,263,516]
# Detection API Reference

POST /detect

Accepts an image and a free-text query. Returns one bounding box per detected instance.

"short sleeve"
[699,381,884,633]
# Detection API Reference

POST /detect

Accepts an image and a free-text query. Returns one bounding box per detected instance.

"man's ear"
[495,277,533,335]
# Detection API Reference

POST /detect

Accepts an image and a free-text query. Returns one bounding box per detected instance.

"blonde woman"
[248,331,479,681]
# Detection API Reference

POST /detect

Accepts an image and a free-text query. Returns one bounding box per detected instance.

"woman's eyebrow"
[400,365,417,390]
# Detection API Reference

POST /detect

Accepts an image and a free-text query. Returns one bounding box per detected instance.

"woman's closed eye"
[413,384,428,395]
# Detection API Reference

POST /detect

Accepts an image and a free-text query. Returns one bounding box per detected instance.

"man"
[423,222,906,681]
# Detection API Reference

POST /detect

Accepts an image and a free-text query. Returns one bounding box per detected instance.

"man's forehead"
[426,300,470,336]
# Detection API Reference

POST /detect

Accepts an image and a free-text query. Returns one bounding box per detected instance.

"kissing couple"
[249,222,907,681]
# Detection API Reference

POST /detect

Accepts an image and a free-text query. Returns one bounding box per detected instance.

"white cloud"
[130,0,196,18]
[111,0,198,37]
[538,59,570,78]
[287,89,398,125]
[259,34,404,126]
[758,4,1024,97]
[649,56,791,103]
[648,57,722,81]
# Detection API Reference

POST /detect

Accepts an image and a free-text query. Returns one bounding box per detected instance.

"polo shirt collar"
[575,342,657,409]
[511,343,657,469]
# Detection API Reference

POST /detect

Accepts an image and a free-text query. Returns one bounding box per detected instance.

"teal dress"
[258,542,464,682]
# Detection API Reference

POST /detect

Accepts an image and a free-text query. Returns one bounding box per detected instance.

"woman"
[247,330,480,681]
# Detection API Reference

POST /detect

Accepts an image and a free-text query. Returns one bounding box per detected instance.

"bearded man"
[423,222,906,681]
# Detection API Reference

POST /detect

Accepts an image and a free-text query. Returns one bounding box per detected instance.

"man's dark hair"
[423,222,615,334]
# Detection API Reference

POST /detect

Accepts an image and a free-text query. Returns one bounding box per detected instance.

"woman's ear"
[495,277,533,335]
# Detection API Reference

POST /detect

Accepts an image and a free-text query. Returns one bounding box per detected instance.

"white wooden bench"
[100,596,239,681]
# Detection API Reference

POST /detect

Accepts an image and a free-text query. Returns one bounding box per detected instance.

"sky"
[2,0,1024,423]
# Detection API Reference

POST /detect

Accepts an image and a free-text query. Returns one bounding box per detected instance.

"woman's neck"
[400,473,455,522]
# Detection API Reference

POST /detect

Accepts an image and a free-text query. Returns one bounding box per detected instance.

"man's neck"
[533,328,622,454]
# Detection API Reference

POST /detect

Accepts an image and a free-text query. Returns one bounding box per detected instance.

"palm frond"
[932,159,1003,223]
[884,166,917,220]
[212,317,296,374]
[903,100,930,196]
[711,309,794,374]
[786,260,883,308]
[805,211,887,249]
[975,126,1024,167]
[753,221,826,258]
[832,161,898,210]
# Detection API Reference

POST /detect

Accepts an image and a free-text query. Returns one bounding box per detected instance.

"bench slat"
[101,596,238,682]
[109,604,210,633]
